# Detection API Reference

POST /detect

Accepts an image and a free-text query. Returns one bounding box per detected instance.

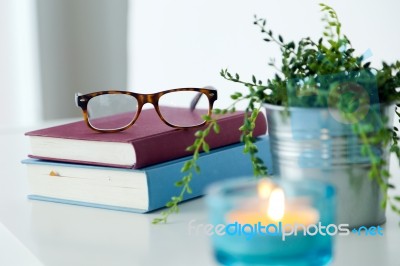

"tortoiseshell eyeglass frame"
[75,87,218,133]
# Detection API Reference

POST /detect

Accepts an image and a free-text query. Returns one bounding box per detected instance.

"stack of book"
[23,108,272,213]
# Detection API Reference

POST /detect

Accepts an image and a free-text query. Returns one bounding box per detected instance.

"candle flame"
[267,188,285,221]
[257,180,274,199]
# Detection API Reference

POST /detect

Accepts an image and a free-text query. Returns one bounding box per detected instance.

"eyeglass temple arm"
[190,86,216,111]
[75,93,83,108]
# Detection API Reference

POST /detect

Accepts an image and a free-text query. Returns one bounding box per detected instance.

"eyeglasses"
[75,87,218,132]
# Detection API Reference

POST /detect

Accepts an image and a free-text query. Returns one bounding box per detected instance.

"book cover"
[23,136,272,213]
[25,107,267,168]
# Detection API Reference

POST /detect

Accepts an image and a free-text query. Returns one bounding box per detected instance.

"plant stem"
[152,119,217,224]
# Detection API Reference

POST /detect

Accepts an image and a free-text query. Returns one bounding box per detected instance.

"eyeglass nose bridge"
[137,93,160,107]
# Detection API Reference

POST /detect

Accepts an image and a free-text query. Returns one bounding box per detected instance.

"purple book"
[25,107,267,168]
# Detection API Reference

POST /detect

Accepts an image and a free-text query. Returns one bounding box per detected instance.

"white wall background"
[0,0,41,129]
[0,0,128,130]
[36,0,128,120]
[129,0,400,110]
[1,0,399,129]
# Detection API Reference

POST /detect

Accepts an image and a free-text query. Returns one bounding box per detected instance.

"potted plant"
[153,3,400,226]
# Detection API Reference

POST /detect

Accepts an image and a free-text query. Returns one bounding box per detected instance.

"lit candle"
[206,178,335,266]
[227,180,319,226]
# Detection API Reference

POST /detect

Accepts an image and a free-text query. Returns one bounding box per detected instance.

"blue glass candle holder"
[205,178,336,266]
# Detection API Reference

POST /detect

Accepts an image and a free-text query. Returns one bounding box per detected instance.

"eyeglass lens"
[87,94,139,130]
[158,91,209,127]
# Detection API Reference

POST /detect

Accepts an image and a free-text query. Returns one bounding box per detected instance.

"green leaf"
[254,157,263,164]
[390,145,400,153]
[278,35,283,43]
[382,169,390,178]
[175,180,184,187]
[363,62,371,68]
[183,173,192,183]
[202,115,211,121]
[213,123,220,134]
[171,196,180,202]
[231,92,244,100]
[252,75,257,84]
[181,161,192,172]
[381,198,387,209]
[194,130,203,137]
[152,218,164,224]
[186,145,195,152]
[194,165,200,173]
[166,201,175,207]
[202,142,210,153]
[243,145,249,153]
[251,110,259,120]
[360,144,369,156]
[212,108,221,115]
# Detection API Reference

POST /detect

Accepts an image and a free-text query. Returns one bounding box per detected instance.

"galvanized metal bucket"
[264,103,393,228]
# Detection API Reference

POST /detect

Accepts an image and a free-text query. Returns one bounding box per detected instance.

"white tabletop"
[0,221,43,266]
[1,126,400,266]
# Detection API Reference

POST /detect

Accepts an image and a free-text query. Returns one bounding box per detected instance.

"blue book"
[22,137,272,213]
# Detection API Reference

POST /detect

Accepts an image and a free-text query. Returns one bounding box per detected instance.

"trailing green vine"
[153,2,400,224]
[153,99,267,224]
[152,115,219,224]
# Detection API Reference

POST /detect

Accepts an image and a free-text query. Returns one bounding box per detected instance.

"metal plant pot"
[264,103,393,228]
